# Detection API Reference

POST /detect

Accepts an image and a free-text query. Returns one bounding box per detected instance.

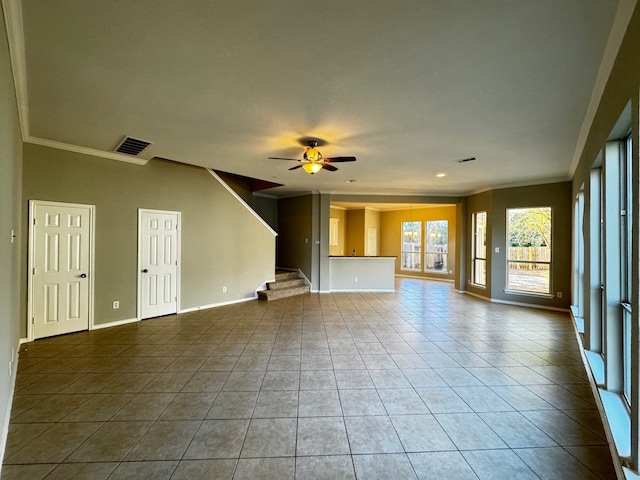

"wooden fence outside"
[508,247,550,270]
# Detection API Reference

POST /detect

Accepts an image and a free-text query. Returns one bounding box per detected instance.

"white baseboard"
[179,295,257,314]
[489,297,569,312]
[91,317,139,330]
[329,289,395,293]
[462,290,569,312]
[0,342,19,476]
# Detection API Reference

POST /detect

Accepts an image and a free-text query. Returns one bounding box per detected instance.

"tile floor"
[2,278,618,479]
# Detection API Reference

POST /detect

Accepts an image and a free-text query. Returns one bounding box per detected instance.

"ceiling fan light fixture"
[303,147,322,162]
[303,162,323,174]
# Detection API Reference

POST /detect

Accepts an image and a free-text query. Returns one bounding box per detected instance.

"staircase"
[258,270,310,301]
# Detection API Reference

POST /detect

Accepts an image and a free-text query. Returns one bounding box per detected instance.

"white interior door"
[139,210,180,319]
[30,201,93,339]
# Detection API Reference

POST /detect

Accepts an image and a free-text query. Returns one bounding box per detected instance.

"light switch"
[494,247,500,253]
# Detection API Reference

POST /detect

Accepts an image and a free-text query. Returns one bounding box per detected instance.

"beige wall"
[21,145,276,335]
[0,2,23,460]
[277,195,313,278]
[380,206,457,280]
[465,182,572,309]
[345,209,365,256]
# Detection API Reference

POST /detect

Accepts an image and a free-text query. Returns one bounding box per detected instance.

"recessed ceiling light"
[436,173,446,177]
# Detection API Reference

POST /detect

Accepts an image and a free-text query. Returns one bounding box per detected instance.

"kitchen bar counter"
[329,256,396,292]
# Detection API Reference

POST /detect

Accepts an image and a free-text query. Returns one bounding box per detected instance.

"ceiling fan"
[268,140,356,174]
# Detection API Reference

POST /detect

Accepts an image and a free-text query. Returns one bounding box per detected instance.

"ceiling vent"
[114,136,153,156]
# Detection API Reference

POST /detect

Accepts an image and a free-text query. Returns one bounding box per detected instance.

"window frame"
[505,206,553,296]
[424,220,448,273]
[401,221,422,271]
[471,211,487,287]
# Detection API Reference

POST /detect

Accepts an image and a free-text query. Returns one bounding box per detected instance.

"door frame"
[137,208,182,320]
[27,200,96,342]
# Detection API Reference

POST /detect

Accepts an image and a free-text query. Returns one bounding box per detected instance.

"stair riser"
[275,272,300,281]
[268,279,306,290]
[258,286,310,301]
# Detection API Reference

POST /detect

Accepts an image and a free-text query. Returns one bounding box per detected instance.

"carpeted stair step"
[267,278,306,290]
[257,284,310,301]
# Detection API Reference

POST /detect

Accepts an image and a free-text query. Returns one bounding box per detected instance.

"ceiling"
[8,0,624,197]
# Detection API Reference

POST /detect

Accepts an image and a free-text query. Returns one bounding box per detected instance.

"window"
[401,221,421,270]
[425,220,448,272]
[471,212,487,286]
[506,207,552,294]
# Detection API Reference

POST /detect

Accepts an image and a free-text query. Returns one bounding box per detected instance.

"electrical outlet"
[223,286,227,293]
[112,301,119,309]
[557,292,563,299]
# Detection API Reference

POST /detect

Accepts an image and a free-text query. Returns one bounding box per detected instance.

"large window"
[425,220,448,272]
[401,221,422,270]
[471,212,487,286]
[506,207,552,294]
[621,135,633,405]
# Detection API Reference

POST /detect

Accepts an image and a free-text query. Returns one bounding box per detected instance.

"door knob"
[142,269,148,273]
[80,273,87,278]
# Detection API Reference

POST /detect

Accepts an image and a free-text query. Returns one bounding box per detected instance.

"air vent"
[114,136,153,156]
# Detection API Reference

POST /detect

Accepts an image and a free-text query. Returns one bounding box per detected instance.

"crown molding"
[2,0,29,138]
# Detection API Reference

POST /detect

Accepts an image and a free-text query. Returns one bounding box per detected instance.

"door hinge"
[33,218,36,226]
[32,268,36,275]
[31,317,35,324]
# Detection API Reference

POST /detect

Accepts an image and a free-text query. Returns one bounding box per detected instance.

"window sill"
[503,289,554,299]
[584,349,631,470]
[599,389,631,459]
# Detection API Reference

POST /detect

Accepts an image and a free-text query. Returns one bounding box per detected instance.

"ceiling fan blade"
[288,165,303,171]
[324,156,356,163]
[268,157,300,161]
[321,163,338,172]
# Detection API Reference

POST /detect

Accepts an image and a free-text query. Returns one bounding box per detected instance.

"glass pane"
[507,262,550,293]
[475,212,487,259]
[623,306,631,405]
[402,252,422,270]
[425,253,447,271]
[473,259,486,285]
[426,220,448,252]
